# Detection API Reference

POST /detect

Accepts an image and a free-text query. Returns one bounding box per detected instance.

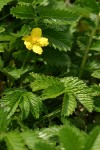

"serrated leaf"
[0,0,13,11]
[0,108,10,132]
[20,94,30,118]
[59,125,85,150]
[0,33,13,41]
[3,66,32,79]
[0,89,23,118]
[10,5,35,19]
[42,48,71,67]
[6,131,26,150]
[37,126,60,141]
[84,126,100,150]
[21,131,40,150]
[90,41,100,52]
[42,82,65,100]
[91,84,100,96]
[44,28,72,51]
[39,8,79,21]
[18,0,33,6]
[61,77,93,112]
[35,142,55,150]
[24,92,42,119]
[30,73,60,91]
[91,70,100,79]
[0,89,42,119]
[62,93,77,116]
[68,6,92,17]
[75,0,99,14]
[8,99,21,119]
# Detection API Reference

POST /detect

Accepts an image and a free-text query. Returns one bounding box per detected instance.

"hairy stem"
[78,14,100,78]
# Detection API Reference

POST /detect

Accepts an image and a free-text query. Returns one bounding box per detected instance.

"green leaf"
[6,131,26,150]
[75,0,99,14]
[0,89,24,118]
[20,93,30,118]
[42,48,71,67]
[39,8,79,21]
[30,73,60,91]
[11,24,31,37]
[0,89,42,119]
[84,126,100,150]
[23,92,42,119]
[35,142,55,150]
[91,70,100,79]
[36,126,60,141]
[44,28,72,51]
[0,108,10,132]
[91,84,100,96]
[0,27,5,33]
[10,5,35,19]
[21,131,40,150]
[0,33,13,41]
[61,77,93,112]
[90,41,100,52]
[62,93,77,116]
[59,125,85,150]
[68,6,92,17]
[18,0,33,5]
[42,82,65,100]
[0,0,13,11]
[2,66,32,79]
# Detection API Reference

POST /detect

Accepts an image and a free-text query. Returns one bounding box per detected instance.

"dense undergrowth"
[0,0,100,150]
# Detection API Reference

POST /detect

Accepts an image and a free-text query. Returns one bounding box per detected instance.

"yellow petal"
[32,45,43,55]
[31,28,42,37]
[38,37,49,47]
[24,41,33,50]
[22,35,32,42]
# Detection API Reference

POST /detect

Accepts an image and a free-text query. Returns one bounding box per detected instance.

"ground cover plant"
[0,0,100,149]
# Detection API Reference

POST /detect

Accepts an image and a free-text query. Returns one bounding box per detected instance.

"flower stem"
[78,14,100,78]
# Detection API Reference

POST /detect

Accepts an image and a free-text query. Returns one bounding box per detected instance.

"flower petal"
[22,35,32,42]
[24,41,33,50]
[32,45,43,55]
[38,37,49,47]
[31,28,42,37]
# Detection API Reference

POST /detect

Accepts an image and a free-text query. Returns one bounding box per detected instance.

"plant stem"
[78,14,100,78]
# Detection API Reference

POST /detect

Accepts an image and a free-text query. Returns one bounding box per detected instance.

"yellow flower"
[22,28,49,55]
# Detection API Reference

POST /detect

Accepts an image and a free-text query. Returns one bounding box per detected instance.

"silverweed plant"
[0,0,100,150]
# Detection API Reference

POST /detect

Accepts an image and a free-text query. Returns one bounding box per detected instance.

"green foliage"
[62,93,77,116]
[0,0,13,11]
[6,131,26,150]
[61,77,93,112]
[92,69,100,79]
[0,89,42,119]
[59,125,85,150]
[75,0,99,14]
[84,126,100,150]
[0,108,10,132]
[0,0,100,149]
[39,7,79,21]
[11,5,35,19]
[30,74,93,115]
[44,28,72,51]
